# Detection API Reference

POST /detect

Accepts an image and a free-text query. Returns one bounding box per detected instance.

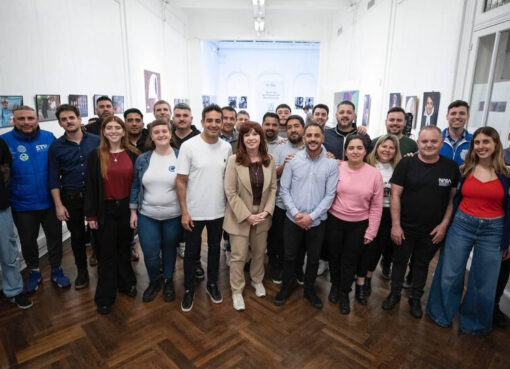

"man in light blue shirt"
[274,123,338,309]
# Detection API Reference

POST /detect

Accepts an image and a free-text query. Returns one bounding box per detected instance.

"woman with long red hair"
[223,121,277,311]
[85,115,139,315]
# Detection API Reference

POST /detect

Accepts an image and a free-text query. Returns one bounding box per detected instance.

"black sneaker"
[304,288,323,309]
[408,298,423,319]
[97,304,111,315]
[195,262,205,280]
[382,292,401,311]
[206,284,223,303]
[274,286,290,306]
[328,284,340,303]
[142,279,162,302]
[74,268,89,290]
[162,278,176,302]
[181,290,194,312]
[339,292,350,315]
[272,269,283,284]
[10,291,33,309]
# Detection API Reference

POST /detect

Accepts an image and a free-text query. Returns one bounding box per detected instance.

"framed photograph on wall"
[35,94,60,122]
[112,96,125,114]
[421,91,440,128]
[239,96,247,109]
[174,98,190,106]
[295,97,304,109]
[405,96,419,130]
[144,70,161,113]
[68,94,88,117]
[1,95,23,127]
[362,95,371,127]
[389,93,401,108]
[228,96,237,109]
[305,97,314,108]
[202,95,211,108]
[334,90,359,123]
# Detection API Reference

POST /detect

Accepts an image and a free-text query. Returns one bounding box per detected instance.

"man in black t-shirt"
[0,137,33,309]
[382,126,459,319]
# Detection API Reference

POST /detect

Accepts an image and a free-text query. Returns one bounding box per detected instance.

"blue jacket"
[452,174,510,251]
[129,148,179,211]
[0,128,55,211]
[440,128,473,166]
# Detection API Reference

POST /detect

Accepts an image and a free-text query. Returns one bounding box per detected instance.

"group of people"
[0,96,508,336]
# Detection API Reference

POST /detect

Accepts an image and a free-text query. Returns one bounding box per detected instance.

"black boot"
[408,298,423,319]
[339,292,350,315]
[382,292,401,311]
[304,288,323,309]
[364,277,372,296]
[355,284,367,306]
[328,284,340,303]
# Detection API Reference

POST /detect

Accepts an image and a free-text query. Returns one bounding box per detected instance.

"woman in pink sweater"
[326,134,383,314]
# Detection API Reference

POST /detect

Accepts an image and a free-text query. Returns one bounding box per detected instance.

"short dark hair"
[123,108,143,120]
[304,122,324,134]
[174,103,191,112]
[312,104,329,115]
[262,112,279,123]
[447,100,469,113]
[387,106,406,117]
[286,114,305,127]
[96,96,112,105]
[56,104,80,120]
[276,104,291,112]
[154,100,171,110]
[238,110,250,117]
[344,134,368,153]
[221,106,237,118]
[202,104,223,120]
[337,100,355,110]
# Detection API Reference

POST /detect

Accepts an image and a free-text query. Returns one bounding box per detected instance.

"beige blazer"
[223,155,277,237]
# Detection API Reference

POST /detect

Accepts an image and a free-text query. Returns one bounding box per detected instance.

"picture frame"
[35,94,61,122]
[421,91,441,128]
[389,93,401,109]
[362,95,371,127]
[144,70,161,113]
[1,95,23,127]
[112,95,125,114]
[68,94,88,117]
[405,96,419,130]
[228,96,237,109]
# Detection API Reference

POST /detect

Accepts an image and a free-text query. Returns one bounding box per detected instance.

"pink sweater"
[329,161,383,240]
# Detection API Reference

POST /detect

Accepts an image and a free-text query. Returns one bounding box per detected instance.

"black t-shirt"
[0,137,12,210]
[391,155,459,235]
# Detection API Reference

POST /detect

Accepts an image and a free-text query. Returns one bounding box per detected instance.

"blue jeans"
[427,209,504,335]
[137,213,182,282]
[0,207,24,297]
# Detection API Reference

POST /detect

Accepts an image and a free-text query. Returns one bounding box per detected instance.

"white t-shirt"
[375,161,394,208]
[140,151,180,220]
[176,135,232,220]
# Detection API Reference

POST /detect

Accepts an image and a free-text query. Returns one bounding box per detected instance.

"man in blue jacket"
[0,106,70,292]
[439,100,472,165]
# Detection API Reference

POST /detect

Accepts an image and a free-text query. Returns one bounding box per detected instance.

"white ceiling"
[167,0,356,11]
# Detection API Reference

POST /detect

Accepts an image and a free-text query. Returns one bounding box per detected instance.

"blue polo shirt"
[48,131,100,191]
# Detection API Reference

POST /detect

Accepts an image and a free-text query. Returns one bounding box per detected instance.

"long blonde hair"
[460,126,510,177]
[98,116,139,179]
[366,134,402,168]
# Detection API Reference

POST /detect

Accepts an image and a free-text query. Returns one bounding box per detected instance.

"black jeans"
[94,198,136,306]
[496,258,510,307]
[367,208,393,272]
[267,206,286,270]
[282,217,325,290]
[61,189,87,270]
[326,214,368,293]
[12,207,62,270]
[390,231,440,299]
[183,218,223,292]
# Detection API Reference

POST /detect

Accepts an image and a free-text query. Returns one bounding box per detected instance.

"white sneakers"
[251,281,266,297]
[232,293,245,311]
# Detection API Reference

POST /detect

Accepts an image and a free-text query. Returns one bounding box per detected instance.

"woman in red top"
[85,116,139,314]
[427,127,510,335]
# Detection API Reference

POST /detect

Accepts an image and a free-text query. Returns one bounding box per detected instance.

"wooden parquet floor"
[1,241,509,369]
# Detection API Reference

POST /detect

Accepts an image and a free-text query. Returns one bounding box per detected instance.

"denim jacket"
[451,174,510,251]
[129,148,179,211]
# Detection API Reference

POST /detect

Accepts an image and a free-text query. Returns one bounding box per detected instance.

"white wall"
[319,0,466,138]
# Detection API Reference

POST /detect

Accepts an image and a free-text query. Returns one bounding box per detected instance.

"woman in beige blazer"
[223,121,277,311]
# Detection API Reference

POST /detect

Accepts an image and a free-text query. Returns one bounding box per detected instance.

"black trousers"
[267,206,286,270]
[184,218,223,292]
[326,214,368,293]
[367,208,393,272]
[390,231,440,299]
[12,207,62,270]
[496,258,510,306]
[282,218,325,290]
[94,199,136,306]
[61,189,87,270]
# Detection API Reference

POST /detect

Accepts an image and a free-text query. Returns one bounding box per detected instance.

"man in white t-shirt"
[176,104,232,312]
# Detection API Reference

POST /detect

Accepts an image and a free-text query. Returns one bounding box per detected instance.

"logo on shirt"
[35,144,48,152]
[438,178,452,187]
[168,165,175,172]
[19,153,29,161]
[17,145,26,153]
[460,149,468,161]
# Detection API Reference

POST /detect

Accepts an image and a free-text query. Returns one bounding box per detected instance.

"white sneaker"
[177,243,185,258]
[232,293,245,311]
[251,281,266,297]
[317,259,329,276]
[225,251,231,267]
